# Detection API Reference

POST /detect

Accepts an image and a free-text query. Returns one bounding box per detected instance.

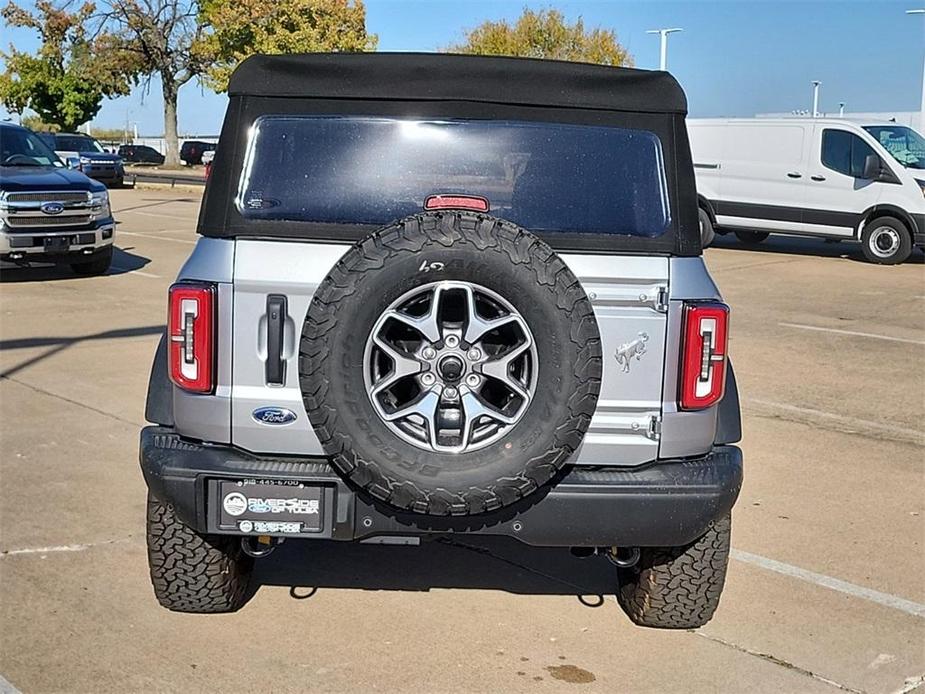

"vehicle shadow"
[710,233,925,264]
[253,536,617,604]
[0,246,153,283]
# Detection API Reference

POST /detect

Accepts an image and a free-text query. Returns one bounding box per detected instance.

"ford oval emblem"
[41,202,65,215]
[252,407,297,425]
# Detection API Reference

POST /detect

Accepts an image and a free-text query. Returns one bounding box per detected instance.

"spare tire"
[300,211,602,516]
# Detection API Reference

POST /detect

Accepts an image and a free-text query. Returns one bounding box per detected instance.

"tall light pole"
[646,28,683,71]
[839,102,845,117]
[909,9,925,127]
[811,81,822,117]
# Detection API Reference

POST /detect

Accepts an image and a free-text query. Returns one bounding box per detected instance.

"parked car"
[1,123,115,275]
[118,144,165,165]
[179,140,216,165]
[140,53,742,628]
[37,132,125,187]
[690,118,925,264]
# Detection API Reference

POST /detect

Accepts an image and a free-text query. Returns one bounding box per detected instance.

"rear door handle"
[811,175,826,181]
[265,294,287,385]
[787,171,802,179]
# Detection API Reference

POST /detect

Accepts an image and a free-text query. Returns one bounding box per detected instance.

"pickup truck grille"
[4,192,90,204]
[1,191,97,230]
[5,214,94,228]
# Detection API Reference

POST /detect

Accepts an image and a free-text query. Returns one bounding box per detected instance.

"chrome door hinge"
[654,286,669,313]
[646,415,662,441]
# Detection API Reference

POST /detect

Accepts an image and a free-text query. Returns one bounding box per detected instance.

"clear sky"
[2,0,923,135]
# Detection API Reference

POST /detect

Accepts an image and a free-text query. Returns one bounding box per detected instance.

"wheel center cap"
[438,355,464,383]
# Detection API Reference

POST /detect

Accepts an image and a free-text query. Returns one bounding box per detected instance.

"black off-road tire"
[698,208,715,248]
[734,231,769,245]
[860,216,912,265]
[300,211,602,516]
[616,514,731,629]
[146,494,253,613]
[70,245,113,276]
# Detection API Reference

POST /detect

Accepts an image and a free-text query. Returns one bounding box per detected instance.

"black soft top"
[228,53,687,115]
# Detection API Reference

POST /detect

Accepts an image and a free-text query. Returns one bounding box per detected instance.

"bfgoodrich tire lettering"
[146,493,253,613]
[299,211,602,516]
[616,514,731,629]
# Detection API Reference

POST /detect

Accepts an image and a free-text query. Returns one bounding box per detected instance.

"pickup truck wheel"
[146,494,253,613]
[300,210,602,516]
[699,208,715,248]
[734,231,769,245]
[70,246,112,276]
[615,514,731,629]
[861,217,912,265]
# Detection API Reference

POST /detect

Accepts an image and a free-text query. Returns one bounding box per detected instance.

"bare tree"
[101,0,208,167]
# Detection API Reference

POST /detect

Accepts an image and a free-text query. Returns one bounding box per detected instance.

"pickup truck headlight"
[91,190,111,219]
[79,156,93,166]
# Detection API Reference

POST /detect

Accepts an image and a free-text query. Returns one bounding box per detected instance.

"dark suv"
[179,140,216,165]
[140,54,743,628]
[118,144,165,165]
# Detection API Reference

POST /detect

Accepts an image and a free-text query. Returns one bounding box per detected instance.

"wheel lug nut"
[422,347,436,359]
[445,335,459,348]
[467,348,482,361]
[421,373,436,386]
[465,374,480,387]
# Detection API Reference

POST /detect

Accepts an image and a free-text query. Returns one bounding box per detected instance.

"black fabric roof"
[227,53,687,114]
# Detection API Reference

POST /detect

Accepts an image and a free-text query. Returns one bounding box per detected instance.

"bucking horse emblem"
[615,332,649,373]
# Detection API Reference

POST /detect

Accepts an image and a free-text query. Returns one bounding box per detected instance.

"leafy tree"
[199,0,377,93]
[0,1,134,131]
[450,8,632,67]
[101,0,210,167]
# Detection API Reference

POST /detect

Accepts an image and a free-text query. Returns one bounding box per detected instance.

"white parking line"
[1,537,133,557]
[780,322,925,346]
[0,674,21,694]
[120,209,196,222]
[746,398,925,444]
[731,549,925,618]
[111,265,161,278]
[117,230,195,245]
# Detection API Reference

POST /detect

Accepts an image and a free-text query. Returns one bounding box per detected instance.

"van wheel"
[861,217,912,265]
[699,208,715,248]
[734,231,769,245]
[616,514,731,629]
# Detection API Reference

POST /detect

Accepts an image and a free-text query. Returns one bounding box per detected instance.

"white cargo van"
[689,118,925,264]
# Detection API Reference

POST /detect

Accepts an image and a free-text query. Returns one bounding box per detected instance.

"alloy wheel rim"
[363,281,538,453]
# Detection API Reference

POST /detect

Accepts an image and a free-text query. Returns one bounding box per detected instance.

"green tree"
[0,1,134,131]
[449,8,632,67]
[100,0,209,167]
[199,0,377,93]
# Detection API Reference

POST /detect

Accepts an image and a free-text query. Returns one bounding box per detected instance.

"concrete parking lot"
[1,188,923,693]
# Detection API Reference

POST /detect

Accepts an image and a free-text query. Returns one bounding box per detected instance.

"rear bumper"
[139,426,742,548]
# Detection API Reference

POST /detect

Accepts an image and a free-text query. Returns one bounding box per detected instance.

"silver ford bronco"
[140,53,743,628]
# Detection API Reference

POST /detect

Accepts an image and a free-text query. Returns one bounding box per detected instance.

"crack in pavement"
[694,632,865,693]
[0,374,143,428]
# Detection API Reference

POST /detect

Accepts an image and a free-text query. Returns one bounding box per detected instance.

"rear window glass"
[238,117,671,237]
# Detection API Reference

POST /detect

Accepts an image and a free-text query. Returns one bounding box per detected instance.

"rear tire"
[146,493,253,613]
[699,208,715,248]
[70,245,112,276]
[734,231,769,245]
[860,216,912,265]
[616,514,731,629]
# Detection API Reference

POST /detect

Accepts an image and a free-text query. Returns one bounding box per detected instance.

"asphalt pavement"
[1,188,923,693]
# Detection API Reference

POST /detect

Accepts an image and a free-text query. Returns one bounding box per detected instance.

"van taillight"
[679,302,729,410]
[168,283,215,393]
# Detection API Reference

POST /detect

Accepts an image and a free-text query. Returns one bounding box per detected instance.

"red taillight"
[424,194,490,212]
[168,283,215,393]
[679,302,729,410]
